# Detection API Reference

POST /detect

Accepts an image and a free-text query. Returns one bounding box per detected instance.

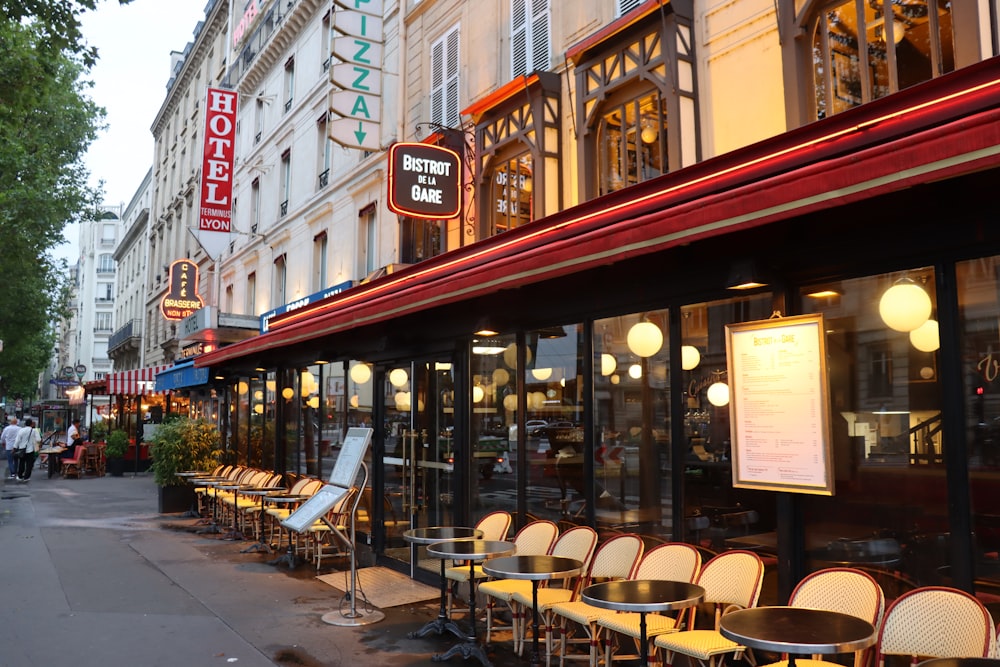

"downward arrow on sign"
[354,122,367,143]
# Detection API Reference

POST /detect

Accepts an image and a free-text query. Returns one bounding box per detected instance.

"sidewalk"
[0,471,534,667]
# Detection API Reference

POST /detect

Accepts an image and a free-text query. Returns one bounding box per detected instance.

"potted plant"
[149,416,222,513]
[104,429,129,477]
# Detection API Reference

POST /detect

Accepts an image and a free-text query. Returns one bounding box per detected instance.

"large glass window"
[400,216,443,264]
[597,91,668,195]
[490,153,533,234]
[811,0,954,119]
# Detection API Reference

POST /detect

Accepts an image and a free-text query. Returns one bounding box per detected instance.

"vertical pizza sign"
[160,260,205,321]
[197,87,238,259]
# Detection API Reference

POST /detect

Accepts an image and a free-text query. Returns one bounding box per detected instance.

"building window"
[95,312,113,331]
[400,217,443,264]
[283,56,294,112]
[317,113,332,190]
[490,153,533,234]
[314,232,328,291]
[246,272,256,315]
[597,91,668,195]
[322,12,332,72]
[98,282,113,301]
[360,205,377,277]
[101,223,116,245]
[511,0,550,78]
[98,253,115,273]
[251,178,261,234]
[225,284,234,312]
[808,0,955,119]
[279,150,291,216]
[255,96,264,144]
[430,25,460,128]
[273,254,286,307]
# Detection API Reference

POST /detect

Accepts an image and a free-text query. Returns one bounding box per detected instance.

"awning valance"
[155,360,210,391]
[107,364,173,395]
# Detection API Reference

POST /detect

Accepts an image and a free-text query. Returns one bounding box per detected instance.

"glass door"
[381,358,456,575]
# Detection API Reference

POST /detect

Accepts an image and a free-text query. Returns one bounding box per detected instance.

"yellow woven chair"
[653,550,765,667]
[445,510,512,617]
[549,533,648,667]
[756,568,884,667]
[596,542,703,667]
[481,520,559,648]
[875,586,995,666]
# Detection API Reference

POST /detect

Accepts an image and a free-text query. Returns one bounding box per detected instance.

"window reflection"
[597,92,668,195]
[490,153,534,234]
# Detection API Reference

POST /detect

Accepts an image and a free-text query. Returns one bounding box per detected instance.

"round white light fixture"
[253,403,264,414]
[301,371,316,397]
[628,363,642,379]
[349,363,371,384]
[502,394,518,411]
[601,353,617,376]
[909,318,940,352]
[254,390,263,401]
[610,374,620,385]
[389,368,409,388]
[641,125,658,144]
[282,387,294,400]
[265,380,276,392]
[627,321,663,357]
[394,391,411,411]
[472,386,485,403]
[237,381,249,396]
[920,366,935,380]
[681,345,701,371]
[879,280,932,332]
[307,397,319,409]
[349,394,359,408]
[492,368,510,386]
[707,382,730,407]
[531,367,553,381]
[503,343,532,369]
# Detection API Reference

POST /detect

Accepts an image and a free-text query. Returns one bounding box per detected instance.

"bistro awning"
[106,364,173,395]
[155,360,210,392]
[195,59,1000,370]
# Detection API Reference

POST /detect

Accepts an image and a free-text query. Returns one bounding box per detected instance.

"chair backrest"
[475,510,512,542]
[512,520,559,556]
[635,542,702,583]
[586,533,644,583]
[876,586,995,664]
[550,525,599,573]
[698,550,765,609]
[790,567,884,627]
[286,477,314,496]
[300,479,325,496]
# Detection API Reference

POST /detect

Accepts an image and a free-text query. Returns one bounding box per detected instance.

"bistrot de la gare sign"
[387,143,462,218]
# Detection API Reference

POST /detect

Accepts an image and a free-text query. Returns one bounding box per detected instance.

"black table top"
[720,607,876,655]
[582,580,705,613]
[403,526,482,545]
[427,539,515,561]
[482,555,582,581]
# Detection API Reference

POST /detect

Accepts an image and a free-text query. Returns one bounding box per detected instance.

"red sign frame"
[387,142,462,218]
[199,87,238,233]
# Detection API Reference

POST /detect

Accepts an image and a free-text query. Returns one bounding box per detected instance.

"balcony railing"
[280,200,288,217]
[318,169,329,189]
[284,98,292,113]
[107,318,142,353]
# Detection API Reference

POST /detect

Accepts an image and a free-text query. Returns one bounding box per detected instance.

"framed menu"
[281,484,352,534]
[328,427,372,488]
[726,314,834,495]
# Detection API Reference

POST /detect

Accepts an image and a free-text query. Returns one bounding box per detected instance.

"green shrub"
[149,417,222,487]
[104,429,128,459]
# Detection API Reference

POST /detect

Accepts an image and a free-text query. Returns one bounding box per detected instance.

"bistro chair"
[481,519,560,647]
[481,525,597,657]
[875,586,995,666]
[265,478,324,547]
[653,550,765,667]
[445,510,512,617]
[511,531,637,666]
[597,542,704,667]
[307,486,360,571]
[757,568,884,667]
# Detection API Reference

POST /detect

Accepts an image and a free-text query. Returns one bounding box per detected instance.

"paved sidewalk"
[0,471,537,667]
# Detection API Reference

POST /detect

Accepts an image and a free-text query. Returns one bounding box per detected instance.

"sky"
[54,0,211,262]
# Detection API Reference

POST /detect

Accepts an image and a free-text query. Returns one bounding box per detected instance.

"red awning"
[106,365,172,395]
[196,59,1000,369]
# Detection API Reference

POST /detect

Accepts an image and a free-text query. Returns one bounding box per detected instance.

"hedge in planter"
[149,416,222,487]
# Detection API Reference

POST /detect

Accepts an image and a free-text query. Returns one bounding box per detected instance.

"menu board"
[328,427,372,488]
[281,484,351,534]
[726,314,834,495]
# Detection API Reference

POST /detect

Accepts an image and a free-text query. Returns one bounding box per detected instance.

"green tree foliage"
[0,9,110,397]
[149,416,222,487]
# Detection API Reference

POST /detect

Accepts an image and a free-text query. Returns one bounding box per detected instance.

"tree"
[0,0,132,67]
[0,16,105,397]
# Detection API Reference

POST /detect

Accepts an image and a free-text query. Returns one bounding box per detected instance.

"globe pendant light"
[707,381,730,407]
[389,368,409,388]
[879,278,931,332]
[349,363,371,384]
[600,353,617,376]
[681,345,701,371]
[627,320,663,357]
[909,318,940,352]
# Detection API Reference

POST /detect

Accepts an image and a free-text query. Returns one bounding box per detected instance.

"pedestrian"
[14,418,41,482]
[1,416,18,478]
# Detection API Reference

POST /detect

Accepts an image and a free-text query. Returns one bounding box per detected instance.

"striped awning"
[106,364,173,395]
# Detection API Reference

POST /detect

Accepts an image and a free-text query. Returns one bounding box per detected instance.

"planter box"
[158,484,196,514]
[107,457,126,477]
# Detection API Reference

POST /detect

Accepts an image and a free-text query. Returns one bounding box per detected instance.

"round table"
[174,471,214,516]
[404,526,483,640]
[263,494,310,568]
[194,477,233,534]
[719,606,876,667]
[582,579,705,667]
[482,555,583,667]
[238,487,287,553]
[428,539,516,667]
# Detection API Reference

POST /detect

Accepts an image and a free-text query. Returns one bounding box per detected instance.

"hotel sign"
[328,0,383,150]
[387,143,462,218]
[197,87,238,259]
[160,260,205,321]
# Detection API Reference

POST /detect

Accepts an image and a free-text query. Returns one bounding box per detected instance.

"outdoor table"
[264,494,310,568]
[404,526,483,640]
[217,482,253,540]
[194,477,232,534]
[482,554,582,667]
[428,539,516,667]
[583,579,704,667]
[38,446,65,478]
[239,486,287,553]
[719,606,876,667]
[175,471,214,517]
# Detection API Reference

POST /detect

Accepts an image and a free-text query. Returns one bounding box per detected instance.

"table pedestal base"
[432,640,493,667]
[267,547,302,569]
[409,617,469,640]
[196,522,222,535]
[240,539,274,554]
[322,608,385,626]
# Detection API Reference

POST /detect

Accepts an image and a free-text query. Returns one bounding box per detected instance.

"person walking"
[2,416,19,479]
[14,418,41,482]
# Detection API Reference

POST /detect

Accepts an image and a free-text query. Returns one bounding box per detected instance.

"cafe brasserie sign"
[387,142,461,218]
[160,259,205,321]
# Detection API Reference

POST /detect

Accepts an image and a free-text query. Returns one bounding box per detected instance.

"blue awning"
[155,360,210,391]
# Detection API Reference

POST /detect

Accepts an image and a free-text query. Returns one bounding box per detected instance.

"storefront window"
[801,268,946,595]
[489,153,533,234]
[810,0,955,119]
[594,312,670,537]
[470,334,519,519]
[597,92,668,195]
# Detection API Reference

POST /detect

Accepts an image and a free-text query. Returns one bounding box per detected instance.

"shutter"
[530,0,550,72]
[511,0,527,78]
[445,27,460,127]
[431,37,445,125]
[617,0,642,17]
